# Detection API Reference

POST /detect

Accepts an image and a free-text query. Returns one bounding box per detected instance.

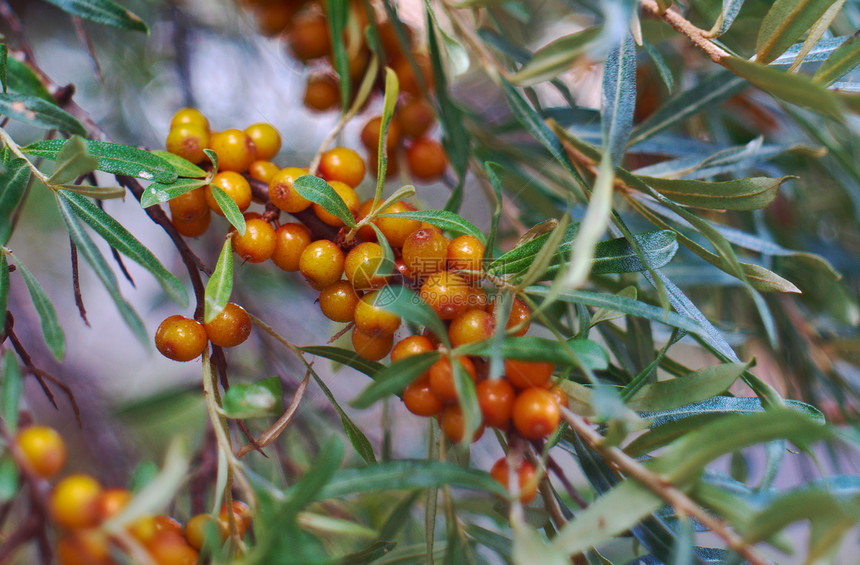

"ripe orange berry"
[449,309,495,348]
[467,286,489,311]
[271,223,312,272]
[205,302,252,348]
[185,513,226,551]
[439,404,484,443]
[208,129,257,173]
[447,235,484,282]
[303,75,340,112]
[420,271,470,320]
[344,242,389,291]
[128,515,158,546]
[402,227,449,278]
[153,516,183,537]
[548,385,569,409]
[476,378,516,428]
[166,124,209,164]
[398,98,435,139]
[169,187,209,223]
[244,123,281,161]
[233,216,276,263]
[428,356,477,404]
[170,108,210,132]
[50,474,102,529]
[491,297,531,336]
[360,116,402,152]
[351,328,394,361]
[504,359,554,389]
[147,532,199,565]
[490,457,539,503]
[318,280,361,323]
[318,147,365,188]
[56,529,113,565]
[402,378,444,417]
[354,290,401,336]
[288,14,331,61]
[15,426,66,478]
[248,160,280,184]
[391,335,435,362]
[406,138,447,181]
[393,52,434,97]
[315,180,358,226]
[155,315,208,362]
[219,500,252,536]
[512,388,561,439]
[206,171,252,215]
[95,488,131,520]
[374,201,421,247]
[299,240,345,290]
[253,1,299,36]
[172,210,211,237]
[269,167,312,213]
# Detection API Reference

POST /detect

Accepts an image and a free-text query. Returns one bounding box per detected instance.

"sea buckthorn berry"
[154,516,183,536]
[208,129,257,173]
[491,297,531,336]
[360,116,402,152]
[271,223,312,272]
[254,1,299,36]
[248,160,280,184]
[406,138,448,181]
[345,242,389,291]
[315,180,358,226]
[490,457,539,503]
[205,302,252,348]
[170,107,209,132]
[391,335,435,362]
[319,280,361,323]
[377,19,411,60]
[447,235,485,282]
[185,513,226,551]
[95,488,131,519]
[299,240,345,290]
[304,75,340,112]
[15,426,66,478]
[549,385,569,409]
[218,500,252,536]
[172,211,211,238]
[155,315,208,362]
[269,167,312,213]
[166,124,209,164]
[206,171,252,215]
[440,404,484,443]
[512,388,561,439]
[148,532,199,565]
[402,378,444,417]
[56,529,113,565]
[375,201,421,248]
[244,123,281,161]
[318,147,366,188]
[169,187,208,223]
[354,290,401,336]
[420,271,471,320]
[351,328,394,361]
[393,52,434,97]
[429,356,477,404]
[504,359,554,389]
[467,286,489,311]
[128,515,157,545]
[449,309,495,348]
[233,216,276,263]
[50,474,102,529]
[398,98,436,139]
[402,227,450,278]
[477,378,516,428]
[288,14,331,61]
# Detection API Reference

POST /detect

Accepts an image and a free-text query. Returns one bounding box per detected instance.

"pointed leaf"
[0,93,86,135]
[1,350,22,434]
[602,31,637,169]
[373,68,399,200]
[639,175,793,210]
[374,286,449,346]
[204,239,233,323]
[0,45,6,93]
[24,139,178,183]
[208,184,246,235]
[41,0,148,32]
[308,371,376,464]
[377,210,485,242]
[293,175,356,228]
[712,0,747,36]
[325,0,350,110]
[140,178,208,208]
[508,27,603,86]
[0,157,31,244]
[47,136,98,185]
[149,150,207,178]
[55,183,126,199]
[626,363,750,412]
[10,256,65,361]
[351,352,441,409]
[813,32,860,86]
[300,345,384,377]
[456,336,609,371]
[756,0,839,64]
[5,57,53,102]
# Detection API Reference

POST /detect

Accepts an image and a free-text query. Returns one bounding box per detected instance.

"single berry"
[393,52,434,97]
[205,171,252,216]
[449,309,495,347]
[374,201,421,247]
[476,378,516,428]
[351,328,394,361]
[391,335,435,362]
[233,216,277,263]
[467,286,489,311]
[94,488,131,520]
[491,297,531,336]
[287,14,331,61]
[447,235,484,282]
[360,116,401,152]
[155,315,208,362]
[402,227,449,278]
[219,500,252,536]
[154,516,184,536]
[299,240,345,290]
[402,378,444,417]
[398,98,436,139]
[354,290,401,336]
[15,425,66,478]
[490,457,539,503]
[314,180,358,226]
[50,474,103,529]
[147,532,199,565]
[344,242,389,291]
[303,75,340,112]
[406,137,447,181]
[318,147,365,188]
[172,211,211,238]
[244,123,281,161]
[439,404,484,443]
[269,167,312,213]
[128,515,158,546]
[170,108,210,132]
[512,388,561,439]
[420,271,470,320]
[248,160,280,184]
[548,385,569,409]
[205,303,252,348]
[271,223,312,272]
[318,280,361,323]
[504,359,554,389]
[184,513,226,551]
[254,1,299,36]
[208,129,257,173]
[169,187,209,223]
[166,124,209,164]
[428,356,477,404]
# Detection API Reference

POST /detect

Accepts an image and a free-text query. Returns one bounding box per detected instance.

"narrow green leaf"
[0,457,19,503]
[377,210,485,242]
[482,162,504,261]
[0,254,8,333]
[58,190,188,307]
[625,362,750,412]
[149,150,207,178]
[756,0,839,64]
[24,139,178,183]
[0,93,86,135]
[508,27,603,86]
[300,345,385,377]
[1,350,23,434]
[10,255,65,361]
[204,148,218,174]
[222,377,283,419]
[0,158,31,244]
[55,183,125,199]
[47,136,98,185]
[590,286,638,327]
[452,357,481,444]
[642,397,823,429]
[643,41,674,94]
[786,0,846,73]
[602,31,637,169]
[204,239,233,323]
[41,0,148,32]
[309,371,376,464]
[374,68,399,202]
[140,178,208,208]
[326,0,350,111]
[293,175,356,228]
[5,58,53,102]
[624,412,730,457]
[0,45,7,93]
[456,336,609,372]
[351,352,441,409]
[375,285,450,346]
[208,184,246,235]
[711,0,747,36]
[813,32,860,85]
[638,175,793,210]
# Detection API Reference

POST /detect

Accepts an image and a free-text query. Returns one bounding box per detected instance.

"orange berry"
[318,147,365,188]
[219,500,252,536]
[244,123,281,161]
[56,529,113,565]
[205,302,252,348]
[95,488,131,520]
[170,108,210,132]
[377,20,411,61]
[490,457,539,503]
[172,210,211,237]
[449,309,495,347]
[354,290,401,336]
[299,240,345,290]
[355,199,378,241]
[208,129,257,173]
[393,52,434,97]
[420,271,470,320]
[398,97,435,139]
[447,235,484,282]
[269,166,312,213]
[351,328,394,361]
[153,516,183,537]
[428,356,477,404]
[512,388,561,439]
[233,216,276,263]
[374,201,421,248]
[169,187,209,223]
[504,359,554,389]
[402,227,449,278]
[402,378,444,417]
[303,75,340,112]
[318,280,361,323]
[476,378,516,428]
[439,404,484,443]
[491,297,531,336]
[390,335,435,362]
[548,385,569,409]
[467,286,489,311]
[253,1,299,36]
[166,124,209,164]
[314,180,358,226]
[271,223,312,271]
[360,116,401,152]
[128,515,158,545]
[288,14,331,61]
[15,426,66,478]
[248,160,280,184]
[50,474,102,529]
[406,137,447,181]
[344,242,389,291]
[206,171,252,215]
[155,315,208,362]
[147,532,199,565]
[185,513,226,551]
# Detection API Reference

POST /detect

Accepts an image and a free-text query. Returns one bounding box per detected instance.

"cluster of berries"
[14,425,249,564]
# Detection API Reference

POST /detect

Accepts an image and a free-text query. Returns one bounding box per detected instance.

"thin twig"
[236,370,311,457]
[639,0,730,64]
[69,239,90,327]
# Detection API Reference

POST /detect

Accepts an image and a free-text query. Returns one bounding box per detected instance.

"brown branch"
[639,0,730,64]
[69,239,89,327]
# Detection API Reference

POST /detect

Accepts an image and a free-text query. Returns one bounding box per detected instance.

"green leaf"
[813,31,860,85]
[0,157,31,245]
[0,254,8,333]
[24,139,178,183]
[508,27,603,86]
[351,352,441,409]
[326,0,350,111]
[293,175,356,228]
[0,45,6,93]
[625,362,750,412]
[0,457,19,503]
[756,0,839,64]
[456,336,609,371]
[309,371,376,464]
[482,162,504,261]
[642,397,824,428]
[712,0,747,36]
[222,376,283,419]
[58,190,188,307]
[0,93,86,135]
[638,175,793,211]
[47,136,98,185]
[10,255,64,361]
[1,350,22,434]
[373,68,399,201]
[55,183,125,199]
[139,178,208,208]
[5,57,53,102]
[590,285,637,327]
[204,239,233,323]
[377,210,485,242]
[41,0,148,32]
[204,148,218,174]
[149,150,207,178]
[375,286,450,346]
[208,184,246,235]
[602,31,637,169]
[643,41,674,94]
[300,346,385,377]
